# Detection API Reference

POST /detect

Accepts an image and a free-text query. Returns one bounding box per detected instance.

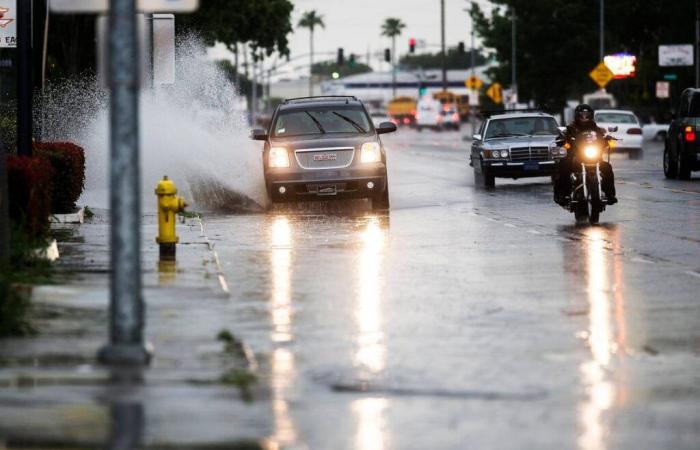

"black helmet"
[574,104,594,125]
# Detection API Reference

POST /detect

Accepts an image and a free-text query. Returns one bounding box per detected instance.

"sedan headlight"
[583,145,600,160]
[360,142,381,163]
[492,150,501,158]
[269,147,290,168]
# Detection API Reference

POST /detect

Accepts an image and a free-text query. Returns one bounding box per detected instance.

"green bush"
[34,142,86,214]
[0,277,35,337]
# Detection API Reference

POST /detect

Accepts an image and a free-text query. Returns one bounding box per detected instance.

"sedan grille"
[509,146,550,162]
[295,147,355,169]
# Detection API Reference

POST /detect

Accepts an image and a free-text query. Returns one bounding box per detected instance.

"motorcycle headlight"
[269,147,290,168]
[583,145,600,160]
[361,142,381,163]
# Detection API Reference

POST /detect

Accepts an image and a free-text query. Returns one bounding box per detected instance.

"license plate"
[317,185,337,195]
[523,161,540,171]
[313,153,338,161]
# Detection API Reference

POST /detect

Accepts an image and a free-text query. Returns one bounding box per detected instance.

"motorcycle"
[556,129,617,225]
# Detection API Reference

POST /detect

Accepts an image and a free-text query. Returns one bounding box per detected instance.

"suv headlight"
[269,147,290,168]
[360,142,381,163]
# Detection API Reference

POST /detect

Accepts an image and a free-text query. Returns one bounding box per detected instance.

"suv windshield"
[485,117,559,139]
[595,112,638,124]
[274,107,371,137]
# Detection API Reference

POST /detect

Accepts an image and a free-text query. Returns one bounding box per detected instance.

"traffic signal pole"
[440,0,447,92]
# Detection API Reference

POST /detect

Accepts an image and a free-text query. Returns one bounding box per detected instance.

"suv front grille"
[510,146,550,162]
[295,147,355,169]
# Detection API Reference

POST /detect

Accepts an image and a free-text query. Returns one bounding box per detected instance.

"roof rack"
[283,95,360,105]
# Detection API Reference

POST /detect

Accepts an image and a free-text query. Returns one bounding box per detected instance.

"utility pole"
[98,0,150,366]
[0,138,8,267]
[511,7,517,100]
[251,49,257,126]
[234,42,239,88]
[309,28,314,96]
[599,0,605,62]
[17,0,33,157]
[440,0,447,91]
[392,36,397,97]
[469,2,476,136]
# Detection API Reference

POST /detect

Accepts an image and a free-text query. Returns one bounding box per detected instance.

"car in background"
[250,96,396,210]
[642,122,669,141]
[664,88,700,180]
[469,112,565,187]
[415,96,445,131]
[594,109,644,159]
[387,96,417,127]
[439,104,461,131]
[369,110,391,128]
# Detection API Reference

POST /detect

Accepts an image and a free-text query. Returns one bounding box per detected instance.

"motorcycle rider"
[553,104,617,206]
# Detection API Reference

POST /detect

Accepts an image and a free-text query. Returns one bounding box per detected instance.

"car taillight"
[685,126,696,142]
[411,109,417,116]
[452,113,459,121]
[414,114,419,121]
[627,128,642,135]
[403,117,410,124]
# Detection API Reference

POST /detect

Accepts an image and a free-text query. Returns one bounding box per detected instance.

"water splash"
[40,37,267,212]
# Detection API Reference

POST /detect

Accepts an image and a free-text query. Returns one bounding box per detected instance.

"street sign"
[465,75,483,90]
[663,73,678,81]
[604,53,636,79]
[486,82,503,104]
[50,0,199,13]
[0,0,16,48]
[656,81,670,99]
[589,61,615,89]
[659,44,694,67]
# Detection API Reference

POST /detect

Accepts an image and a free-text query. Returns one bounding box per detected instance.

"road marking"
[631,256,655,264]
[685,270,700,279]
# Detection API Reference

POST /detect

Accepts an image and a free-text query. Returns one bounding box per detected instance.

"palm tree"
[298,10,325,96]
[381,18,406,97]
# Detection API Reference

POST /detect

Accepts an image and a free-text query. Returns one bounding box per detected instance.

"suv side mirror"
[607,126,619,133]
[376,122,397,134]
[250,129,268,141]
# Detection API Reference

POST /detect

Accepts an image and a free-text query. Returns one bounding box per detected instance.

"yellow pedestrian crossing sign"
[589,61,614,88]
[465,75,483,90]
[486,82,503,104]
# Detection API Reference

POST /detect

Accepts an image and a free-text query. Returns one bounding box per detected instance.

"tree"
[470,0,695,116]
[297,10,325,96]
[177,0,294,57]
[381,18,406,97]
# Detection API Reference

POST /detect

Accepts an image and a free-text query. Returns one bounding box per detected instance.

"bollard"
[155,176,187,261]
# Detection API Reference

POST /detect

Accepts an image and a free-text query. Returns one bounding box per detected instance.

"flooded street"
[204,131,700,449]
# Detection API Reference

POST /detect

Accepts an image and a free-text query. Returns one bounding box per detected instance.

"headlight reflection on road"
[268,216,298,448]
[271,216,293,344]
[578,227,627,450]
[353,217,388,450]
[355,217,386,375]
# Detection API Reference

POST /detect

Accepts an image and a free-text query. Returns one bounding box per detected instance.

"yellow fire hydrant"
[155,176,188,261]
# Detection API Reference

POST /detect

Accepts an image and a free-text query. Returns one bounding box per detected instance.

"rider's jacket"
[560,121,606,152]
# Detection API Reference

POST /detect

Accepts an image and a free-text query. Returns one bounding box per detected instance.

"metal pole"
[441,0,447,91]
[99,0,150,366]
[470,3,476,136]
[600,0,604,62]
[16,0,32,157]
[251,51,257,126]
[392,36,396,97]
[234,43,239,88]
[511,7,517,97]
[309,28,314,96]
[696,0,699,87]
[0,138,9,267]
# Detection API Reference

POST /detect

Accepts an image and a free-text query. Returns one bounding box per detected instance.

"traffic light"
[458,42,465,54]
[409,38,416,54]
[418,82,427,97]
[337,47,345,66]
[349,53,356,68]
[384,48,391,63]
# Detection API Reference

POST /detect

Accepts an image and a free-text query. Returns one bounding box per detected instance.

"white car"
[415,96,444,131]
[642,122,669,141]
[594,109,644,159]
[439,103,461,131]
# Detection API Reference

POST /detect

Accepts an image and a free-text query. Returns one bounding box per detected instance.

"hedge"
[34,142,86,214]
[7,155,54,237]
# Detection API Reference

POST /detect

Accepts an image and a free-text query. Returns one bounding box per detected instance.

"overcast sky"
[210,0,495,77]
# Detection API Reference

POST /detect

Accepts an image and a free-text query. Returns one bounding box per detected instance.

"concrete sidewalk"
[0,210,274,449]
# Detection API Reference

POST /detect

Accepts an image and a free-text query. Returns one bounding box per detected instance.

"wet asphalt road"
[204,129,700,450]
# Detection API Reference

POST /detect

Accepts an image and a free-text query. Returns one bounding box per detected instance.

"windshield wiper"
[490,132,528,138]
[332,112,367,133]
[304,111,326,134]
